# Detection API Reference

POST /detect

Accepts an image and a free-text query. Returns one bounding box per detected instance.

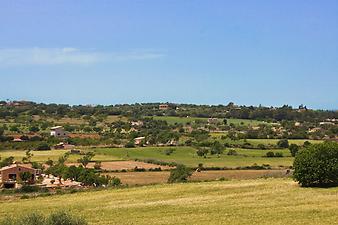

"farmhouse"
[50,126,67,138]
[134,137,145,145]
[0,164,40,188]
[159,104,169,110]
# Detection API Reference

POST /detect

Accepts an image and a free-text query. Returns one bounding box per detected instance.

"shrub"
[288,144,299,157]
[227,149,238,156]
[168,165,192,183]
[266,151,275,157]
[164,148,175,155]
[293,142,338,187]
[277,139,289,148]
[36,142,51,151]
[274,152,284,157]
[257,144,266,149]
[0,211,87,225]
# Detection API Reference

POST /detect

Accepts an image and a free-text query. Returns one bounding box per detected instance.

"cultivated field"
[92,147,294,168]
[0,178,337,225]
[104,170,289,185]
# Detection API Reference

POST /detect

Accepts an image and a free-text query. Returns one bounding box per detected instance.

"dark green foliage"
[293,142,338,187]
[168,165,192,183]
[164,148,175,155]
[36,142,51,150]
[274,152,283,157]
[210,141,224,155]
[0,156,14,167]
[277,139,289,148]
[77,152,95,168]
[227,149,238,156]
[289,144,300,157]
[196,148,209,157]
[266,151,275,157]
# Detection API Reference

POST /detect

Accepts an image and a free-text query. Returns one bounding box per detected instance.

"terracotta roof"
[0,164,36,172]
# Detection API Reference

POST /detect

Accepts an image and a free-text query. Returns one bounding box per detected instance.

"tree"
[29,126,40,133]
[266,151,275,157]
[277,139,289,148]
[168,165,192,183]
[196,148,208,157]
[19,171,32,184]
[289,144,299,157]
[293,142,338,187]
[210,141,224,155]
[22,150,34,163]
[36,142,51,150]
[77,152,95,168]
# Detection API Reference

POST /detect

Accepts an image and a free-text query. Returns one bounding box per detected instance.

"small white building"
[134,137,145,145]
[50,126,67,138]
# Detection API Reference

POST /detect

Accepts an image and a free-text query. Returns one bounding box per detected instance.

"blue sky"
[0,0,337,109]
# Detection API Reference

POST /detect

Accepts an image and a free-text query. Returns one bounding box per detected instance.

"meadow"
[0,146,294,168]
[0,178,337,225]
[92,146,294,168]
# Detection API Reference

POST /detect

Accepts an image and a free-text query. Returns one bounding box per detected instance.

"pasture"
[92,146,294,168]
[0,178,337,225]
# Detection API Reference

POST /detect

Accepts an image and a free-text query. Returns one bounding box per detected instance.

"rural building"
[50,126,67,138]
[159,104,169,110]
[134,137,145,145]
[0,164,40,188]
[54,142,75,150]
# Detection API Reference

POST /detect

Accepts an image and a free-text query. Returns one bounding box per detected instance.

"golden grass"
[0,178,337,225]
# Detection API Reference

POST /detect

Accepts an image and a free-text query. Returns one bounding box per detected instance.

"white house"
[134,137,145,145]
[50,126,67,138]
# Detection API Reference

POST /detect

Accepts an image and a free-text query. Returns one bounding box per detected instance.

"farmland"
[92,146,294,168]
[0,178,337,225]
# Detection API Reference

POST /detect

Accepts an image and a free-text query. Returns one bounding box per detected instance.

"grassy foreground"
[1,179,337,225]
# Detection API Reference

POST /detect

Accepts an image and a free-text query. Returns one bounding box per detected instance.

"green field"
[0,149,119,163]
[0,146,293,168]
[92,146,293,168]
[0,178,337,225]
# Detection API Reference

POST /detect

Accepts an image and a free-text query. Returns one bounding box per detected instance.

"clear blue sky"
[0,0,337,109]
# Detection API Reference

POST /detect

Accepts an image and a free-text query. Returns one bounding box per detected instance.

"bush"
[227,149,238,156]
[266,151,275,157]
[0,211,87,225]
[288,144,299,157]
[36,142,51,151]
[277,139,289,148]
[293,142,338,187]
[168,165,192,183]
[274,152,284,157]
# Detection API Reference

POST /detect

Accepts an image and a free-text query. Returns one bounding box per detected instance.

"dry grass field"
[104,170,289,185]
[0,178,337,225]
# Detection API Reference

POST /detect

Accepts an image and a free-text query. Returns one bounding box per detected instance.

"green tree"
[168,165,192,183]
[277,139,289,148]
[210,141,224,155]
[77,152,95,168]
[293,142,338,187]
[196,148,209,157]
[289,144,300,157]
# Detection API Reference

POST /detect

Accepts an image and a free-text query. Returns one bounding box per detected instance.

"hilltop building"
[50,126,67,138]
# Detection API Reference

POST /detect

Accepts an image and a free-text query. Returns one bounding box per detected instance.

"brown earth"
[104,169,290,186]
